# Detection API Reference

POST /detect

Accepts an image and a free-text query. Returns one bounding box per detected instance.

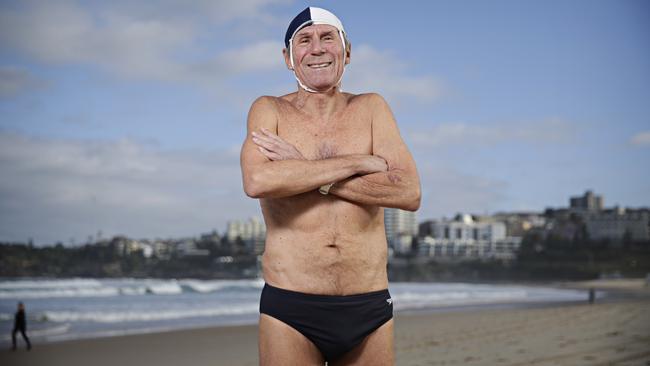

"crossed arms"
[240,94,421,211]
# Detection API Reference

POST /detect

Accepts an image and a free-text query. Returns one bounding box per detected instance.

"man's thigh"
[259,314,325,366]
[331,319,394,366]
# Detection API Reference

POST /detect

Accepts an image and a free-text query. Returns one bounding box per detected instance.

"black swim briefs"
[259,283,393,362]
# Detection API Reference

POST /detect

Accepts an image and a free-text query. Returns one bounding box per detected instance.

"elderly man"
[240,7,420,365]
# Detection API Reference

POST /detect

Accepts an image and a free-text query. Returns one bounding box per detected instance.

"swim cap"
[284,7,348,93]
[284,7,346,48]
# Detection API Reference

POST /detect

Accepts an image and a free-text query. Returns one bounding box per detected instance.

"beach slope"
[2,301,649,366]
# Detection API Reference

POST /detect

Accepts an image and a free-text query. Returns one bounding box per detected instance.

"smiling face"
[284,24,350,92]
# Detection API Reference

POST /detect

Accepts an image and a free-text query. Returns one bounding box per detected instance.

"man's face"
[284,24,350,92]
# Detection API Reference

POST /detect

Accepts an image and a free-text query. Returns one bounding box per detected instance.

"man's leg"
[259,314,325,366]
[20,328,31,350]
[330,319,394,366]
[11,328,17,350]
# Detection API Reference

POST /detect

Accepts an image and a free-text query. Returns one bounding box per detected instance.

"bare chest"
[277,108,373,159]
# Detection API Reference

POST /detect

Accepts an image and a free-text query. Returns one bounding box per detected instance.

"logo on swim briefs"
[386,298,393,306]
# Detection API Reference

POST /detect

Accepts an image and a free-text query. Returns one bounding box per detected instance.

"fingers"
[260,127,282,141]
[252,129,293,152]
[260,128,291,147]
[252,129,305,160]
[257,146,282,161]
[251,133,278,151]
[374,154,388,163]
[252,130,279,145]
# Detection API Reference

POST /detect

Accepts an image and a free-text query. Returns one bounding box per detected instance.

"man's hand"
[241,97,386,199]
[357,155,388,175]
[252,128,306,161]
[252,128,388,173]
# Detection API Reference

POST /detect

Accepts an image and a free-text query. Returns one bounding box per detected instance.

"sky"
[0,0,649,245]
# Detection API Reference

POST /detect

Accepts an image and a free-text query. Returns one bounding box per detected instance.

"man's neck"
[293,86,346,122]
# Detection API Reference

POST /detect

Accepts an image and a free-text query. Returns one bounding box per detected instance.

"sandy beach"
[2,283,649,366]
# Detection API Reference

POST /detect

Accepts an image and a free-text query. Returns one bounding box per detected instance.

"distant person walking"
[11,302,31,351]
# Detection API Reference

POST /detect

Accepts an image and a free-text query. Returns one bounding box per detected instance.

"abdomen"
[260,196,388,295]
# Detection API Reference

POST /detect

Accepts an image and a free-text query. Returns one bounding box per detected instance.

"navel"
[325,232,339,249]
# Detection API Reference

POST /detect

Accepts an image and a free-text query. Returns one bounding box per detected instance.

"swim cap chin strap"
[288,26,347,93]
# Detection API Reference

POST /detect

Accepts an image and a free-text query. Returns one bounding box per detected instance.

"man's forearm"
[329,169,421,211]
[245,155,370,198]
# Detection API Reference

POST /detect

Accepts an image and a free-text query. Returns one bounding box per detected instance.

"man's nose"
[310,39,325,54]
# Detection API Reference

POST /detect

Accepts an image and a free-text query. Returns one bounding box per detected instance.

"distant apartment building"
[175,239,209,257]
[490,212,546,237]
[227,217,266,254]
[552,190,650,242]
[418,214,521,260]
[113,236,154,258]
[384,208,418,253]
[584,207,649,242]
[151,241,171,260]
[570,190,603,213]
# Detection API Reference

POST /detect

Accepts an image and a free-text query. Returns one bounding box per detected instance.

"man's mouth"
[307,62,332,69]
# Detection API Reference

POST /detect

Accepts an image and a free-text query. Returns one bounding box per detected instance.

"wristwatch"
[319,182,334,195]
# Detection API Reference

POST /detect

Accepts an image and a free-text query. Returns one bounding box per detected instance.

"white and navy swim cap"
[285,7,348,93]
[284,7,346,48]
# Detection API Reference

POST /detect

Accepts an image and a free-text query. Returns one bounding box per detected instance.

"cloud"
[0,2,191,80]
[408,117,576,148]
[0,3,440,101]
[108,0,291,24]
[193,40,284,82]
[0,130,514,244]
[629,131,650,146]
[416,160,509,220]
[0,66,47,97]
[0,132,260,244]
[344,44,444,103]
[0,1,287,83]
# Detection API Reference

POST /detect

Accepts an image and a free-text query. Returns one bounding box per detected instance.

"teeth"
[309,62,331,68]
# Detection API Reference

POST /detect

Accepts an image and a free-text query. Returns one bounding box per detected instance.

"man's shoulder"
[250,95,279,109]
[249,94,297,111]
[347,92,389,107]
[249,92,389,112]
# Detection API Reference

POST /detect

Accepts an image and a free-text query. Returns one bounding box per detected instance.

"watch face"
[319,183,333,195]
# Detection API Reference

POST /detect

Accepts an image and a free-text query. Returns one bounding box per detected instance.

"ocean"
[0,278,592,345]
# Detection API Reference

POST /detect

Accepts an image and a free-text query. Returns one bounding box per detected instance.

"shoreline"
[3,278,648,348]
[2,297,649,366]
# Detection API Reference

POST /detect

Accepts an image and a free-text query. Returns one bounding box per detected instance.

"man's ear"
[345,43,352,65]
[283,48,293,70]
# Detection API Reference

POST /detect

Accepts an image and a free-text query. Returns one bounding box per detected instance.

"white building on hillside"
[384,208,418,253]
[584,207,649,242]
[227,217,267,254]
[418,214,520,260]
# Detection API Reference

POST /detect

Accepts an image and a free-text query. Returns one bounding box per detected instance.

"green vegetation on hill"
[2,234,648,281]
